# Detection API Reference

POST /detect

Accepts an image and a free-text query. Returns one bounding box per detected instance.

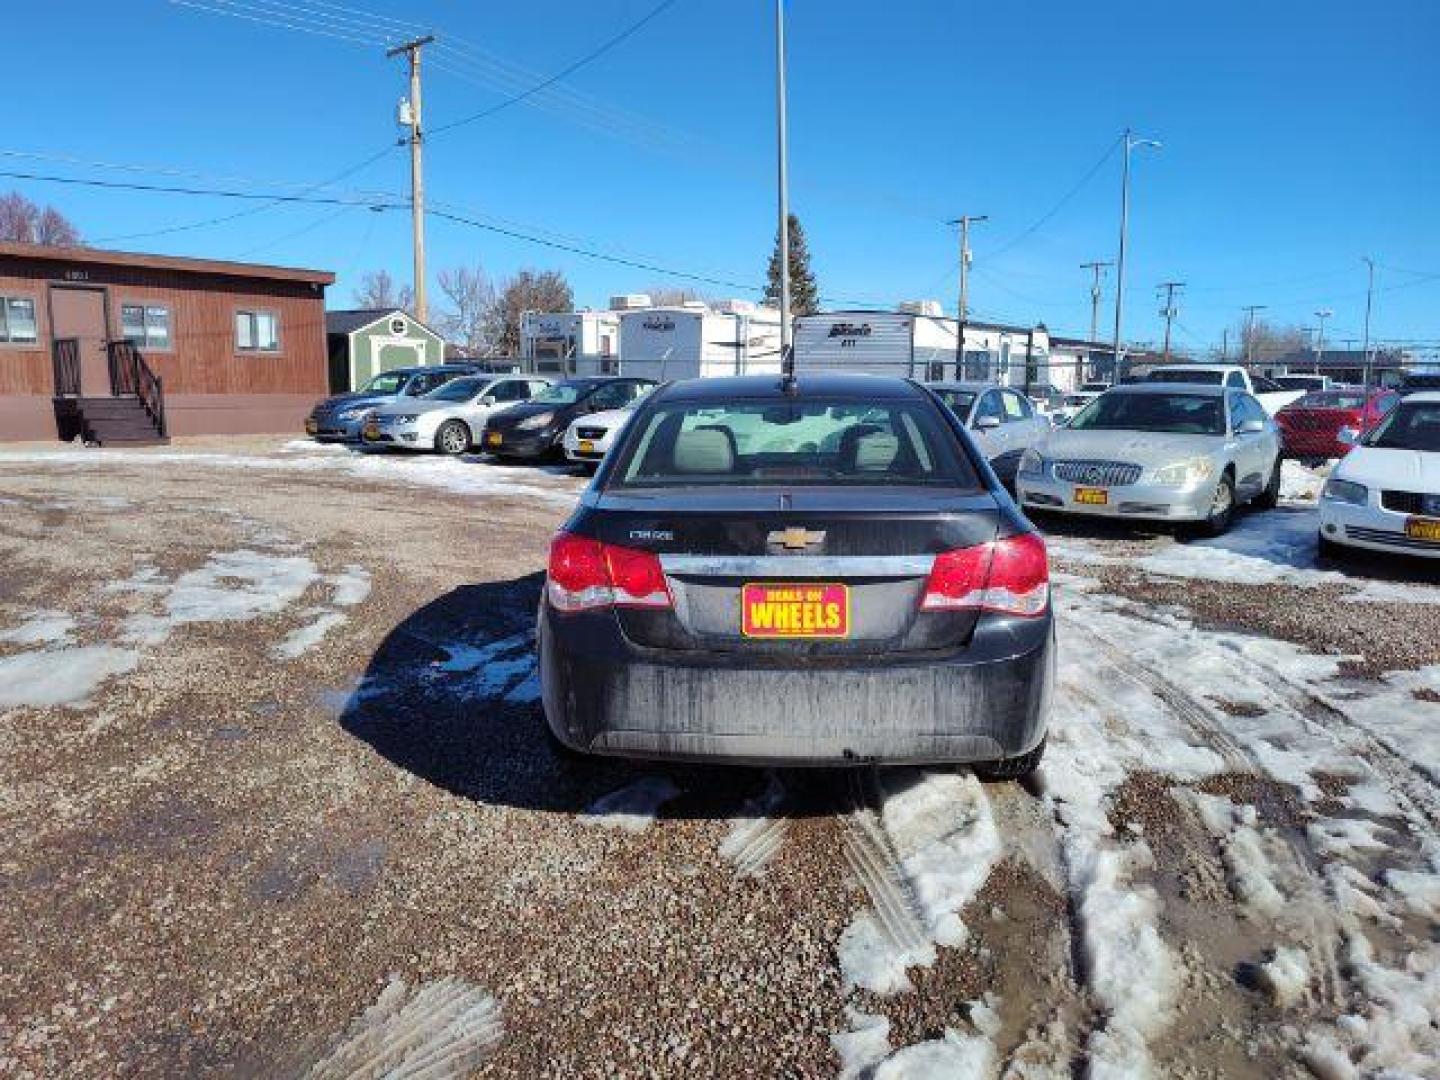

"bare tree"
[435,265,497,354]
[1234,317,1309,365]
[0,192,81,245]
[645,285,710,307]
[485,269,573,355]
[353,270,414,313]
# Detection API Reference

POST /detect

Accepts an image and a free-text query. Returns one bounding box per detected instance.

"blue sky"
[6,0,1437,350]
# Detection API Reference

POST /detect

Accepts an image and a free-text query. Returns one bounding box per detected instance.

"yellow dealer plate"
[1074,486,1109,506]
[1405,517,1440,543]
[579,439,596,454]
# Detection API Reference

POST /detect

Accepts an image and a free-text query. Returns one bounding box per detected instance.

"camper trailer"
[616,301,783,381]
[794,306,1062,390]
[519,310,621,376]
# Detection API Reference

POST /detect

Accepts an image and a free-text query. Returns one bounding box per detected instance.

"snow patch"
[0,646,139,709]
[580,776,681,832]
[274,611,348,660]
[1258,946,1311,1007]
[831,1008,891,1080]
[123,550,319,645]
[719,773,787,878]
[0,610,76,646]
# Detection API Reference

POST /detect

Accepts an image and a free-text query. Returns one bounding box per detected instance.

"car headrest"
[850,432,900,472]
[673,426,735,474]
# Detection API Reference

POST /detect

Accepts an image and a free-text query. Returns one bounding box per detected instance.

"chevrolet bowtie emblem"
[768,527,826,550]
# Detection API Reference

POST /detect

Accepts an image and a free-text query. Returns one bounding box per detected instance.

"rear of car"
[1319,393,1440,559]
[1276,389,1398,461]
[537,375,1054,769]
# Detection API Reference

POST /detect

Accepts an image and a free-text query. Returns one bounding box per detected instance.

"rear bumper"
[538,605,1055,766]
[1017,472,1213,522]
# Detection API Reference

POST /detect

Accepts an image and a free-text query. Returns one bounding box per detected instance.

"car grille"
[1052,460,1143,487]
[1345,525,1439,550]
[576,427,608,440]
[1381,490,1425,514]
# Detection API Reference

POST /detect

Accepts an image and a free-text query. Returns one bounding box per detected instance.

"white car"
[561,389,654,468]
[1050,390,1104,426]
[1318,391,1440,559]
[1142,364,1305,416]
[362,374,552,454]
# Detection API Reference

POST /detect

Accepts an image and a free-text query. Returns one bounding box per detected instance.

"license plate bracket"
[741,582,849,638]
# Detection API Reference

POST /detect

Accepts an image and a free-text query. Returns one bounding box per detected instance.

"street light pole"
[774,0,793,376]
[387,35,435,324]
[1111,129,1160,381]
[1360,257,1376,390]
[1242,304,1266,368]
[1314,308,1333,376]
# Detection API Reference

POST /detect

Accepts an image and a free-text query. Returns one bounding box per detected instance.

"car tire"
[435,420,471,456]
[543,718,586,761]
[1253,456,1282,510]
[1196,471,1236,538]
[1317,532,1345,561]
[973,737,1046,782]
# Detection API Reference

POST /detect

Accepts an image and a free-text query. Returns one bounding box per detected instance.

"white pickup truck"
[1140,365,1306,416]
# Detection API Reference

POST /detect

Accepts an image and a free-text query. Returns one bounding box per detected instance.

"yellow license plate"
[305,418,318,435]
[486,432,502,447]
[1405,517,1440,542]
[579,439,595,454]
[362,421,379,438]
[1074,487,1109,506]
[741,583,849,638]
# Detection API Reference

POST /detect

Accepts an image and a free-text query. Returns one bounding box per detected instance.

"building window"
[236,309,280,352]
[120,304,171,350]
[0,296,38,345]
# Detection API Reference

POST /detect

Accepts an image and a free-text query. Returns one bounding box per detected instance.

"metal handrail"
[52,338,81,397]
[106,340,167,437]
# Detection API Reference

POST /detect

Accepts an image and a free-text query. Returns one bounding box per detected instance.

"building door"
[50,286,110,396]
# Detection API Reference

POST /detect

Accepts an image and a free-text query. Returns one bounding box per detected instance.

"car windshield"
[1294,391,1368,410]
[361,373,407,394]
[1068,392,1226,435]
[611,399,979,489]
[1143,369,1226,386]
[933,390,976,417]
[1277,376,1323,390]
[1365,402,1440,452]
[532,382,597,405]
[425,377,485,402]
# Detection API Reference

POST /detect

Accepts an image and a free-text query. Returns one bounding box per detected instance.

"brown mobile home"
[0,242,334,443]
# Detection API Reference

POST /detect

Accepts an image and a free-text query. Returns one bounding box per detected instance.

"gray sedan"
[1015,384,1282,536]
[927,382,1051,486]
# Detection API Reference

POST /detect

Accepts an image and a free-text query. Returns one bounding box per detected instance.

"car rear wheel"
[973,736,1046,781]
[1253,456,1282,510]
[1317,532,1345,561]
[1195,472,1236,538]
[435,420,471,456]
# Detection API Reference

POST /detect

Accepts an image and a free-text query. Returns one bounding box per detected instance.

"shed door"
[51,287,110,396]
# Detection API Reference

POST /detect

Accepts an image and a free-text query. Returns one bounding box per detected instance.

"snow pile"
[305,975,502,1079]
[833,998,1003,1080]
[1258,947,1311,1008]
[831,1009,891,1079]
[1187,792,1289,919]
[837,771,1001,995]
[0,445,579,507]
[579,776,681,832]
[0,610,76,646]
[1279,460,1328,503]
[0,646,140,709]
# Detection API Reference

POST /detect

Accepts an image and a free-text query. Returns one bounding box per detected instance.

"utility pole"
[1242,304,1267,368]
[1157,280,1185,362]
[1360,257,1376,391]
[1112,129,1161,382]
[773,0,793,375]
[1081,260,1112,344]
[949,214,987,374]
[388,35,435,324]
[1314,308,1333,375]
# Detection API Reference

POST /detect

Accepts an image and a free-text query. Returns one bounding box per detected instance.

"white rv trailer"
[520,311,621,376]
[616,301,783,381]
[793,306,1065,390]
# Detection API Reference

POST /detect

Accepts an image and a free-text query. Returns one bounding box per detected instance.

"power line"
[984,135,1123,262]
[428,0,682,136]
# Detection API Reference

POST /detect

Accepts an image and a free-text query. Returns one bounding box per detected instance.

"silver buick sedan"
[1015,384,1282,536]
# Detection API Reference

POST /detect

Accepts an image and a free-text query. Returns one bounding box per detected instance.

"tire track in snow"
[719,773,788,878]
[841,770,931,961]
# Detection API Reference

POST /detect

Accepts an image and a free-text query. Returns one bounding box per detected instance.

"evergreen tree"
[763,213,819,315]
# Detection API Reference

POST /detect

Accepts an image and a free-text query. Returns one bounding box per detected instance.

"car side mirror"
[480,396,496,407]
[1337,426,1360,447]
[1236,419,1267,435]
[974,415,1002,431]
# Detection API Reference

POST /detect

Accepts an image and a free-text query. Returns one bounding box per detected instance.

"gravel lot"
[1,439,1437,1078]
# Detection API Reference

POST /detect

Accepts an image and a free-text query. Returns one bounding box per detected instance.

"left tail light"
[547,532,672,612]
[920,532,1050,617]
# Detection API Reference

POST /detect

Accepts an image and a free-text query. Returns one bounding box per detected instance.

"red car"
[1276,388,1400,461]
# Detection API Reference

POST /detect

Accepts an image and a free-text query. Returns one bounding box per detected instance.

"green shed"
[325,308,447,392]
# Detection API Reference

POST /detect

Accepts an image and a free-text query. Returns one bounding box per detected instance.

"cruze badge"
[768,527,826,550]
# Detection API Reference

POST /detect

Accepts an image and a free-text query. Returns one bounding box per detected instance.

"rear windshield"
[533,381,598,405]
[1294,390,1368,410]
[361,373,407,394]
[1143,369,1225,386]
[1366,402,1440,452]
[1069,392,1226,435]
[610,399,979,489]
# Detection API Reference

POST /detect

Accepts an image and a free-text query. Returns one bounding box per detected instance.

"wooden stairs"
[54,396,169,447]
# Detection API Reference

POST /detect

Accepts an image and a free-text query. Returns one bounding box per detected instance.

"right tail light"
[920,533,1050,617]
